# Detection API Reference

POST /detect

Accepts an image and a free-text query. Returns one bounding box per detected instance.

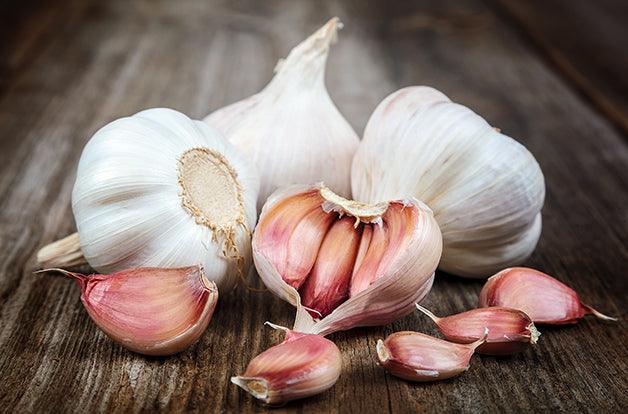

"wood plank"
[0,0,626,412]
[494,0,628,135]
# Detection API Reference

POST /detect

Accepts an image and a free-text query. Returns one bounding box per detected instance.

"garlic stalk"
[37,108,259,291]
[41,266,218,356]
[352,86,545,278]
[204,18,359,210]
[252,183,442,336]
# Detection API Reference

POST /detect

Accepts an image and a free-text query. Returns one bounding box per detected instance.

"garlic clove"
[253,184,442,336]
[42,265,218,356]
[416,304,540,355]
[479,267,617,325]
[205,18,359,210]
[37,108,259,292]
[300,217,362,317]
[231,323,342,405]
[376,329,487,382]
[349,221,388,297]
[352,86,545,278]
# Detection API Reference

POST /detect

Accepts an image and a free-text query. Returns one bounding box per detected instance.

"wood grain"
[494,0,628,136]
[0,0,626,412]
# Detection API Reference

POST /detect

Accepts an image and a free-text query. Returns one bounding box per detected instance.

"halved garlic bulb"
[352,86,545,278]
[204,18,359,209]
[37,108,259,291]
[253,184,442,336]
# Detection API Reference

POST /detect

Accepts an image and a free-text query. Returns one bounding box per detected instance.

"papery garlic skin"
[204,18,359,209]
[253,184,442,336]
[417,305,540,355]
[232,324,342,405]
[64,108,259,291]
[479,267,617,324]
[46,266,218,356]
[352,86,545,278]
[376,330,486,382]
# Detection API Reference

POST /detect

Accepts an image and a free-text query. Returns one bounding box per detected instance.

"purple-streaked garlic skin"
[479,267,617,325]
[252,183,442,336]
[416,305,540,355]
[376,330,486,382]
[231,325,342,405]
[47,265,218,356]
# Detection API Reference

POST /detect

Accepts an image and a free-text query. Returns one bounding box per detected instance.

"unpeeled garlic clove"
[231,323,342,405]
[352,86,545,278]
[416,304,540,355]
[253,184,442,336]
[205,18,359,209]
[41,265,218,356]
[479,267,617,325]
[300,217,362,317]
[376,329,488,382]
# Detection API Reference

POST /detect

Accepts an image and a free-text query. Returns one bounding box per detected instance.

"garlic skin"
[352,86,545,278]
[479,267,617,324]
[376,330,487,382]
[416,305,540,355]
[43,266,218,356]
[38,108,259,291]
[232,323,342,405]
[204,18,359,209]
[253,183,442,336]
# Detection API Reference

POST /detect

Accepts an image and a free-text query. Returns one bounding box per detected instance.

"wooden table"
[1,0,626,412]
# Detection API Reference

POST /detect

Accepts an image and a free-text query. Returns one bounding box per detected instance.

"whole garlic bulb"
[352,87,545,277]
[204,18,359,210]
[38,108,259,291]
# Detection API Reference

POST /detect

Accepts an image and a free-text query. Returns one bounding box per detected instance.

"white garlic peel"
[204,17,359,210]
[66,108,259,291]
[352,87,545,277]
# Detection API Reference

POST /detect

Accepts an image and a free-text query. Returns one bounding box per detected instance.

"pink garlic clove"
[41,265,218,356]
[479,267,617,325]
[376,329,488,381]
[232,323,342,405]
[416,304,540,355]
[300,217,362,317]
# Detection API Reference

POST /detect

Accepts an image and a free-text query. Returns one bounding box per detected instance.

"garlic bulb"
[352,86,545,277]
[204,18,359,209]
[37,108,259,291]
[252,183,442,336]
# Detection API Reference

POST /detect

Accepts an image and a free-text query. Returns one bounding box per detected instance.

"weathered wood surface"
[0,0,626,412]
[495,0,628,135]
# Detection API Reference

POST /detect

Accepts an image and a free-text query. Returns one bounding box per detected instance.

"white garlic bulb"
[38,108,259,291]
[352,86,545,278]
[204,17,359,210]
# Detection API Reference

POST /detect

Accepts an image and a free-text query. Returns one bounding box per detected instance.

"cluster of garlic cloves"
[205,18,359,210]
[479,267,617,324]
[352,86,545,278]
[232,323,341,405]
[43,265,218,356]
[252,184,442,336]
[376,329,488,381]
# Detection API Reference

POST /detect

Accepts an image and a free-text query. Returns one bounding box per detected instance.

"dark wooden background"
[1,0,626,412]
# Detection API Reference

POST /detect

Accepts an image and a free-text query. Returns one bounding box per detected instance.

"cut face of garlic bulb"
[204,18,359,210]
[38,108,259,291]
[352,86,545,278]
[42,266,218,356]
[252,184,442,336]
